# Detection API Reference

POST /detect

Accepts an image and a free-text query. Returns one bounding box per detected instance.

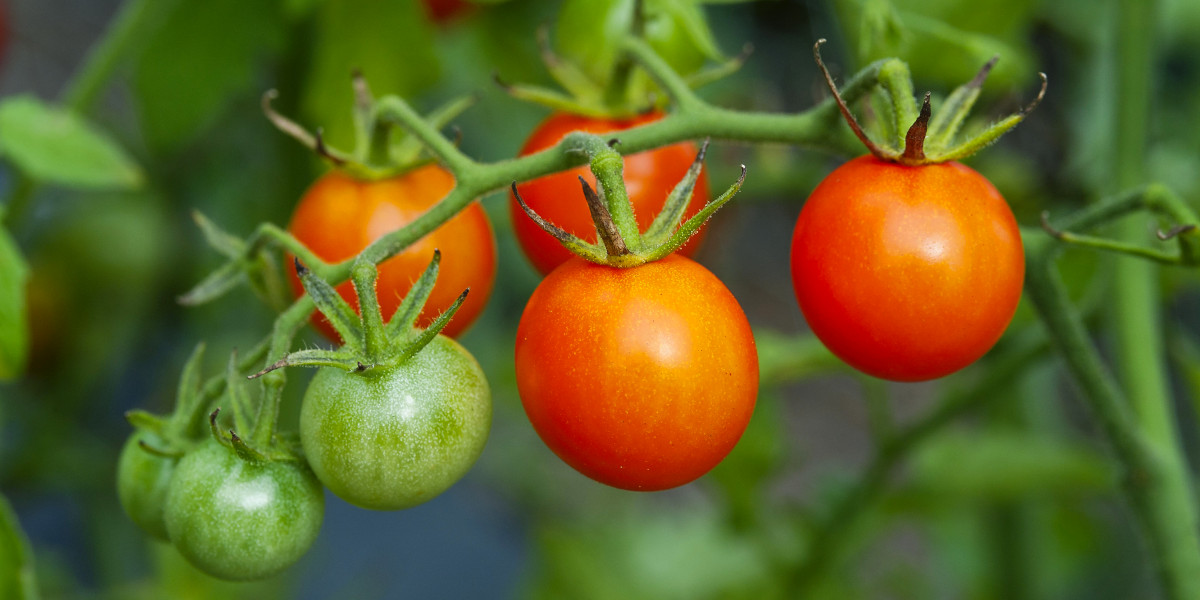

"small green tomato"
[163,438,324,581]
[300,335,491,511]
[116,430,176,542]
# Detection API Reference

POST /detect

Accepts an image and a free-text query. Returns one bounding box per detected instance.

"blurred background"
[2,0,1200,598]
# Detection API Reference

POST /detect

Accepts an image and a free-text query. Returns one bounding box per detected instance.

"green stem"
[788,335,1048,592]
[1113,0,1179,445]
[251,300,309,448]
[1023,233,1200,600]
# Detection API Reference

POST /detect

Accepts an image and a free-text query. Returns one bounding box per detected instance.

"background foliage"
[2,0,1200,598]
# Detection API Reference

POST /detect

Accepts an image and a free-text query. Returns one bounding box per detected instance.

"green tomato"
[163,439,324,581]
[555,0,719,88]
[300,335,491,511]
[116,431,176,542]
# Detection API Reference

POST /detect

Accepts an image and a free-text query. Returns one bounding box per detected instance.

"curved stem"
[61,0,161,111]
[1023,234,1200,600]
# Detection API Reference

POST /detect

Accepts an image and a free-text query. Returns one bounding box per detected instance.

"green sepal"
[495,79,615,119]
[396,289,468,364]
[537,26,606,106]
[228,430,268,464]
[251,348,365,377]
[351,259,386,358]
[389,94,477,167]
[385,249,442,339]
[683,44,752,90]
[510,182,610,264]
[166,342,208,437]
[643,140,708,247]
[647,164,746,261]
[924,57,996,156]
[177,260,246,306]
[294,258,363,350]
[225,350,255,438]
[927,113,1022,163]
[191,210,245,259]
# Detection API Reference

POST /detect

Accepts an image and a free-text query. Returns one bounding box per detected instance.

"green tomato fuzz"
[163,438,324,581]
[300,335,491,511]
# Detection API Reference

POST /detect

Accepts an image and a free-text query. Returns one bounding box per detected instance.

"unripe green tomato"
[555,0,713,87]
[300,335,491,511]
[116,431,176,542]
[163,439,324,581]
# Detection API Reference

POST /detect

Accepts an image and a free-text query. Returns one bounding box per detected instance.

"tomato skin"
[300,335,491,510]
[515,254,758,491]
[509,112,709,275]
[116,431,176,542]
[790,156,1024,382]
[163,439,324,581]
[287,165,496,340]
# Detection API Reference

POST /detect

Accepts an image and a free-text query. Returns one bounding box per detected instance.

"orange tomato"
[515,254,758,491]
[286,165,496,340]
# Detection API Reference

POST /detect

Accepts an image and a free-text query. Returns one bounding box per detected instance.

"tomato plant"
[287,165,496,340]
[300,334,491,511]
[509,111,709,275]
[515,254,758,491]
[115,431,176,542]
[162,438,324,581]
[790,155,1024,381]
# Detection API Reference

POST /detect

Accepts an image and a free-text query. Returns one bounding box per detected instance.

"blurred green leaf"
[903,431,1116,503]
[0,96,143,190]
[133,0,286,151]
[301,0,440,151]
[0,214,29,381]
[530,509,774,600]
[0,494,38,600]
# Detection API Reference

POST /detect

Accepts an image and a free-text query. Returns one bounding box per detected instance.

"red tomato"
[515,254,758,491]
[790,156,1024,382]
[286,165,496,341]
[509,112,709,275]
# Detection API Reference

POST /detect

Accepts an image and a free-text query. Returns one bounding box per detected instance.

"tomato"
[300,335,491,510]
[514,254,758,491]
[287,165,496,340]
[116,431,176,542]
[789,156,1024,382]
[163,439,324,581]
[509,112,709,275]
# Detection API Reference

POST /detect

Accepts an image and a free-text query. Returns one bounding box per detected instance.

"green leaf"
[0,494,38,600]
[0,216,28,381]
[133,0,285,150]
[301,0,440,151]
[0,96,142,190]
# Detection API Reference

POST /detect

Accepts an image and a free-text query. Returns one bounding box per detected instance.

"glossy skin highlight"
[300,335,491,510]
[509,112,709,275]
[515,255,758,491]
[790,156,1024,382]
[287,165,496,340]
[163,439,324,581]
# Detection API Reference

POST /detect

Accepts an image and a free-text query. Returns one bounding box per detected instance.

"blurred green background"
[2,0,1200,598]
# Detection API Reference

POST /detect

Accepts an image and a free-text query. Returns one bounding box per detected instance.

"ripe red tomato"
[509,112,710,275]
[286,165,496,341]
[790,156,1024,382]
[515,254,758,491]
